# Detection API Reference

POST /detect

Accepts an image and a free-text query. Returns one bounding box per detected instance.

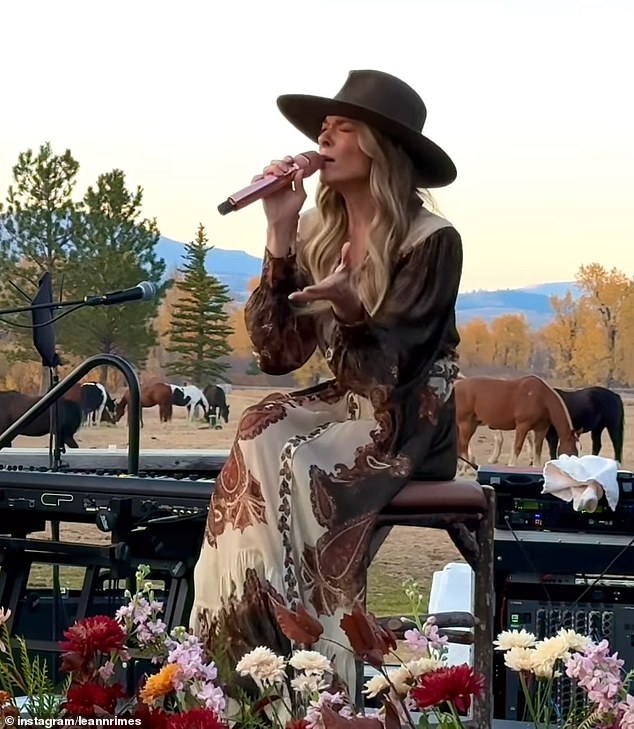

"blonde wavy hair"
[296,122,436,318]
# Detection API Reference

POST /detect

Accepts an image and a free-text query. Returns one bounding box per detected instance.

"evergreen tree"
[63,169,166,376]
[165,224,233,383]
[0,143,80,362]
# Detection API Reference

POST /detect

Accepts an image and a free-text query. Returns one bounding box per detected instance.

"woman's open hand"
[288,242,365,323]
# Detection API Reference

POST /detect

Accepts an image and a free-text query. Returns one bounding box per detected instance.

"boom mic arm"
[0,281,157,316]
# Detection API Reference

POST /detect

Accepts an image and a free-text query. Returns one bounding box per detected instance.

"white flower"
[291,673,329,695]
[385,666,412,696]
[529,636,571,678]
[494,629,536,651]
[504,646,536,672]
[236,646,287,686]
[0,607,11,627]
[363,674,389,698]
[556,628,592,653]
[405,656,444,678]
[290,650,332,675]
[535,636,570,663]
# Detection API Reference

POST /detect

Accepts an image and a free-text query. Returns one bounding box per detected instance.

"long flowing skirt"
[192,375,456,698]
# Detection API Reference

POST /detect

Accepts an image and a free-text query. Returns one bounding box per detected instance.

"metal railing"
[0,354,141,474]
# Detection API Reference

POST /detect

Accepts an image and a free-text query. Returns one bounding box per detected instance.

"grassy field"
[9,388,634,617]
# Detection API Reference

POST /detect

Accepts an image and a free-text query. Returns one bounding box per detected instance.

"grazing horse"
[115,382,180,426]
[0,391,82,448]
[546,386,624,463]
[169,384,191,406]
[79,382,116,426]
[180,385,210,422]
[203,384,230,423]
[169,384,209,422]
[455,375,578,467]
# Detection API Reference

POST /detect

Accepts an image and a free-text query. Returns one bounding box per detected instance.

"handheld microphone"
[84,281,157,306]
[217,151,326,216]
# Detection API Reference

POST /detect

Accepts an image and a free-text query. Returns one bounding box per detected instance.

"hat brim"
[277,94,457,188]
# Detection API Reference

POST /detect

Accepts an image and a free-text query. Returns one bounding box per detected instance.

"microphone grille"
[295,151,326,175]
[138,281,157,301]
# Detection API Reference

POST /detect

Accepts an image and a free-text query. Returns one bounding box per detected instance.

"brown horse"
[0,391,82,448]
[455,375,579,467]
[114,382,175,426]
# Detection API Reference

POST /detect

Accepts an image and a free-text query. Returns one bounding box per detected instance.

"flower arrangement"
[0,570,485,729]
[7,563,634,729]
[495,626,634,728]
[14,566,634,729]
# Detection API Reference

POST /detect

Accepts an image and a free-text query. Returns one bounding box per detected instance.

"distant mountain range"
[157,237,263,303]
[157,236,580,328]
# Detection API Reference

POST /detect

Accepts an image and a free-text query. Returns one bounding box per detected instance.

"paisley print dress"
[192,208,463,698]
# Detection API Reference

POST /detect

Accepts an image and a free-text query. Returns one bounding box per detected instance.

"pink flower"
[404,618,448,654]
[616,694,634,729]
[565,640,624,714]
[404,628,429,653]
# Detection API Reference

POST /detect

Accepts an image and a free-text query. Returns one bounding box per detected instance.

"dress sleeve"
[244,249,319,375]
[327,226,463,391]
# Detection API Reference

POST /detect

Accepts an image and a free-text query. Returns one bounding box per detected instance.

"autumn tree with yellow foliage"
[575,264,634,386]
[227,276,260,359]
[457,263,634,387]
[491,314,533,370]
[458,318,495,368]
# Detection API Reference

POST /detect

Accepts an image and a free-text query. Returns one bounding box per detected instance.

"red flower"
[60,615,126,658]
[286,720,309,729]
[133,704,169,728]
[410,665,485,715]
[64,681,125,717]
[165,708,226,729]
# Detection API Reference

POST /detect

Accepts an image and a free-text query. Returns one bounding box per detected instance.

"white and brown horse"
[455,375,579,467]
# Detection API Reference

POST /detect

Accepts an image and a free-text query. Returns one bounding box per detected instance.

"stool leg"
[471,486,495,729]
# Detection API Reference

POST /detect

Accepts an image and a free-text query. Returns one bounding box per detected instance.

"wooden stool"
[368,479,495,729]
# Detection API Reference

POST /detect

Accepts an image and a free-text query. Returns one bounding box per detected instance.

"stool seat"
[382,479,486,515]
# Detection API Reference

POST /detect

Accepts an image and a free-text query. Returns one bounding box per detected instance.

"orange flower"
[140,663,180,706]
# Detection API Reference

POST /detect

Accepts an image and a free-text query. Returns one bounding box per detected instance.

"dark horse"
[546,386,625,463]
[0,391,82,448]
[203,385,230,423]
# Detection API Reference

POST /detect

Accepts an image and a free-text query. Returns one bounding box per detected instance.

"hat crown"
[333,70,427,133]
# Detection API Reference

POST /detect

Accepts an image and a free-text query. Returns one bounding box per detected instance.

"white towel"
[542,454,620,513]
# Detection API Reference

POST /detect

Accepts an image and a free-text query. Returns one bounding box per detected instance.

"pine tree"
[0,143,80,364]
[62,169,166,377]
[165,224,233,384]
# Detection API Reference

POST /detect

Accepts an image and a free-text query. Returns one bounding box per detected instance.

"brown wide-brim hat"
[277,69,457,188]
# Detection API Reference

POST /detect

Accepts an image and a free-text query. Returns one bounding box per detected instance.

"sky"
[1,0,633,292]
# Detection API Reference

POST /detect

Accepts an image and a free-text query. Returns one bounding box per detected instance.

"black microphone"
[84,281,157,306]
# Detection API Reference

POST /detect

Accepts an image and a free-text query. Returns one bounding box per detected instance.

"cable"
[0,303,86,329]
[7,280,32,302]
[458,455,479,470]
[503,514,553,604]
[571,535,634,606]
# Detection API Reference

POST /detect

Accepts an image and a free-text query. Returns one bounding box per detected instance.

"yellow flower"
[139,663,179,706]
